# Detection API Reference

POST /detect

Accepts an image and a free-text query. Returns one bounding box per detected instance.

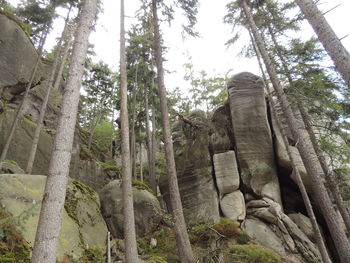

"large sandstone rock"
[220,190,246,222]
[288,213,316,243]
[100,180,163,238]
[0,13,43,97]
[162,110,220,225]
[210,103,234,154]
[227,72,281,204]
[213,151,240,195]
[0,174,107,261]
[0,110,53,174]
[242,218,286,255]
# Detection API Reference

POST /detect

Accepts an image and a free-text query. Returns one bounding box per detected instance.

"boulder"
[0,13,43,97]
[288,213,315,243]
[220,190,246,222]
[227,72,281,204]
[99,180,163,238]
[0,174,107,261]
[162,110,220,225]
[213,151,240,195]
[242,218,286,255]
[210,103,234,154]
[0,160,24,174]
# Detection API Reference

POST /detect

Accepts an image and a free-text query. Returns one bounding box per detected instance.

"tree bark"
[295,0,350,88]
[151,1,195,262]
[240,1,350,262]
[249,28,332,263]
[0,27,48,170]
[140,141,143,182]
[131,82,137,179]
[145,87,154,187]
[30,0,98,262]
[120,0,139,262]
[26,8,72,174]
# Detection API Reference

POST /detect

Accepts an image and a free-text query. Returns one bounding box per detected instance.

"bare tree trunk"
[151,1,195,262]
[0,27,48,170]
[151,97,157,194]
[26,9,72,174]
[131,64,139,179]
[30,0,98,262]
[298,103,350,234]
[120,0,139,262]
[295,0,350,88]
[240,1,350,261]
[107,231,111,263]
[266,21,350,235]
[145,87,154,187]
[140,142,143,182]
[249,29,332,263]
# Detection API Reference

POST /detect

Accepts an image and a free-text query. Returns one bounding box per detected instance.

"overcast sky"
[8,0,350,94]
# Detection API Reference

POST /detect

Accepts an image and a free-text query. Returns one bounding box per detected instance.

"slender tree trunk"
[240,1,350,261]
[145,87,154,189]
[295,0,350,88]
[249,29,332,263]
[266,21,350,234]
[88,96,107,150]
[298,103,350,234]
[131,64,138,179]
[107,231,111,263]
[26,9,72,174]
[151,1,195,262]
[30,0,98,262]
[140,142,143,182]
[151,96,157,194]
[0,27,48,170]
[120,0,139,262]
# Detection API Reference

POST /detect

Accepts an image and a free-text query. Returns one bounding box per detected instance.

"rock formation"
[160,72,335,262]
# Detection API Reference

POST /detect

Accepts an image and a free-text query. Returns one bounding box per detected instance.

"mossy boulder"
[0,174,107,261]
[100,179,163,238]
[0,14,43,96]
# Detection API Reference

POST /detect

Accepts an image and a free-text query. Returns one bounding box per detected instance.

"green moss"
[213,218,240,238]
[146,255,168,263]
[0,208,31,263]
[0,10,32,36]
[132,179,155,196]
[2,159,19,166]
[98,161,121,174]
[236,231,251,245]
[229,245,281,263]
[79,145,96,161]
[81,246,103,262]
[23,114,36,127]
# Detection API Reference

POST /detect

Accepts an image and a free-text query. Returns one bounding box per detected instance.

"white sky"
[8,0,350,94]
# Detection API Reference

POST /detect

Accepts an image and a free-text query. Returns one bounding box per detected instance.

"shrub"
[229,244,281,263]
[236,231,251,244]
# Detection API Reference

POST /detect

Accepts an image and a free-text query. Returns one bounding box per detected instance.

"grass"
[229,244,281,263]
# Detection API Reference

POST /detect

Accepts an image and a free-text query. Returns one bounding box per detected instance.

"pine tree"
[295,0,350,88]
[239,0,350,261]
[120,0,139,261]
[30,0,98,262]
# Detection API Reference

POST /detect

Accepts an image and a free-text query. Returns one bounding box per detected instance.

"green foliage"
[0,208,31,263]
[80,145,96,161]
[229,245,281,263]
[236,231,251,245]
[132,179,155,196]
[213,218,240,237]
[146,255,168,263]
[2,159,19,166]
[81,246,103,263]
[93,120,114,153]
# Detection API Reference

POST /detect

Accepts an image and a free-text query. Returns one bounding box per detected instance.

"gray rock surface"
[227,72,281,204]
[100,180,163,238]
[0,174,107,261]
[162,110,220,225]
[213,151,240,195]
[288,213,316,243]
[242,218,287,255]
[0,14,43,97]
[0,160,24,174]
[220,190,246,222]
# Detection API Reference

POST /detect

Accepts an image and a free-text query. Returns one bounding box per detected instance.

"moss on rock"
[228,244,281,263]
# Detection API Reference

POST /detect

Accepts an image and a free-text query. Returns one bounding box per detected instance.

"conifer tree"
[30,0,98,262]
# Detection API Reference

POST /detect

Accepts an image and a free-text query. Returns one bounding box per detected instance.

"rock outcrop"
[100,180,163,238]
[0,174,107,261]
[161,110,220,225]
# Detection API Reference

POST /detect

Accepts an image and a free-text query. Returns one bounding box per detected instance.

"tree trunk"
[151,97,157,193]
[88,95,107,150]
[140,142,143,182]
[298,103,350,234]
[151,1,195,262]
[145,87,154,188]
[240,1,350,262]
[249,29,332,263]
[0,27,49,170]
[266,19,350,235]
[26,8,72,174]
[131,83,137,179]
[120,0,139,262]
[30,0,98,262]
[295,0,350,88]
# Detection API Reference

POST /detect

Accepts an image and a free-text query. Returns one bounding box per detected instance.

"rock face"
[220,190,246,222]
[0,14,43,98]
[161,110,220,225]
[0,174,107,261]
[100,180,163,238]
[213,151,240,195]
[227,72,282,204]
